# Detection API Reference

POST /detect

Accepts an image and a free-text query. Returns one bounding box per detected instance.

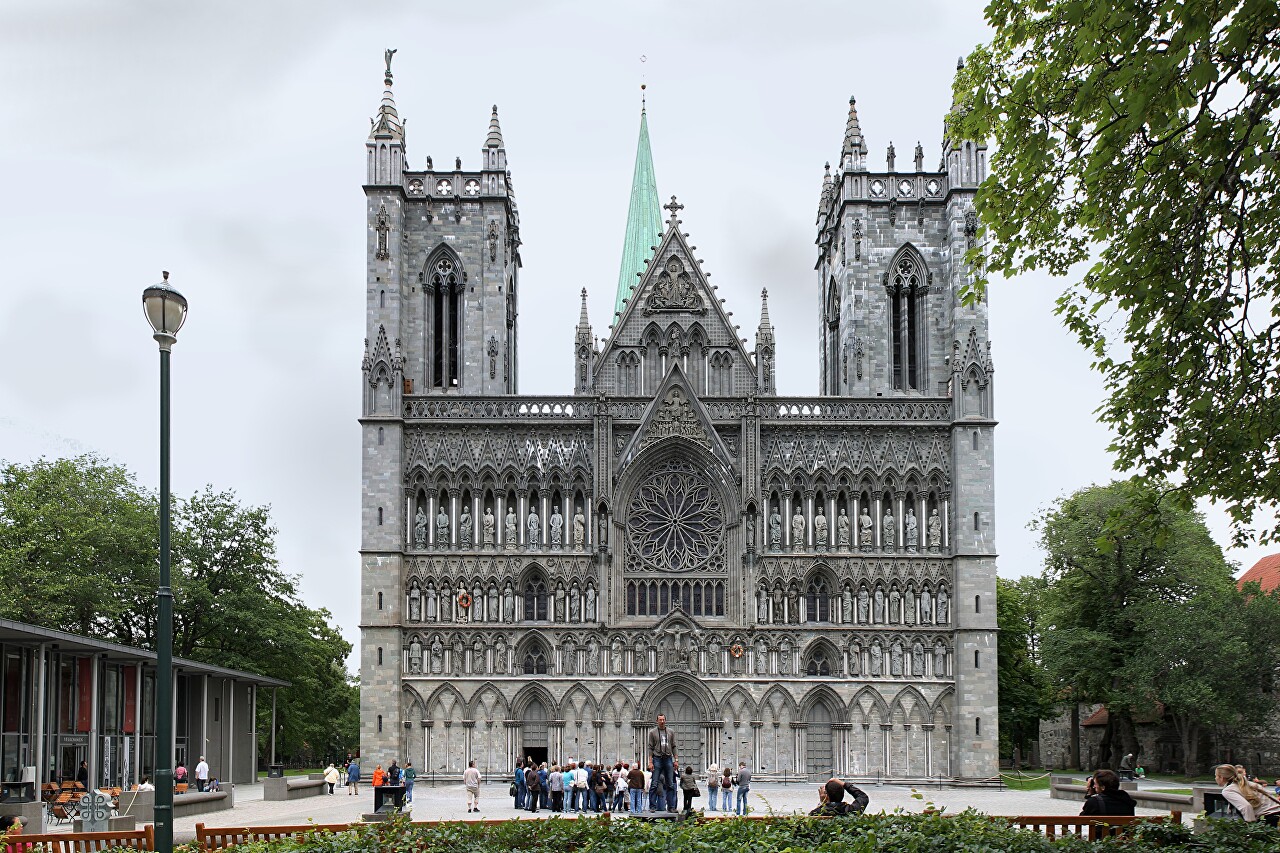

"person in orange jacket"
[372,764,386,787]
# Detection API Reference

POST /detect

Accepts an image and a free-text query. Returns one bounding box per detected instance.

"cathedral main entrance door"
[655,690,704,771]
[805,701,834,779]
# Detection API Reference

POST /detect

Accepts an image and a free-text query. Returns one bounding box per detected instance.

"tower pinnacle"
[614,94,662,316]
[369,49,404,141]
[486,105,505,148]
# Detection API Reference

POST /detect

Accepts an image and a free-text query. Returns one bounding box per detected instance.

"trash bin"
[268,765,285,779]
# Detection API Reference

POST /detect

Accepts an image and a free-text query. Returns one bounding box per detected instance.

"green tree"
[953,0,1280,545]
[996,575,1053,765]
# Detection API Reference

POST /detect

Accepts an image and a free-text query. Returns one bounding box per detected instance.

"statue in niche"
[550,506,564,549]
[409,584,422,622]
[472,638,484,672]
[455,583,467,623]
[554,583,566,622]
[429,637,443,674]
[873,587,885,623]
[787,586,800,623]
[771,586,784,624]
[859,508,874,550]
[585,583,597,622]
[848,642,860,676]
[928,509,942,551]
[745,513,755,549]
[757,586,769,623]
[586,638,600,675]
[451,638,464,676]
[857,587,870,623]
[904,589,916,624]
[505,507,518,549]
[937,588,949,624]
[730,643,745,674]
[487,583,499,621]
[837,508,851,549]
[769,505,782,551]
[459,507,473,548]
[573,507,585,551]
[502,582,515,622]
[870,642,883,676]
[439,589,452,623]
[890,640,904,676]
[933,641,947,676]
[919,588,933,624]
[778,641,791,675]
[599,516,608,547]
[482,507,495,547]
[436,506,450,548]
[707,638,721,675]
[634,642,648,675]
[569,582,581,623]
[527,507,540,549]
[472,581,483,621]
[791,507,805,549]
[882,509,896,550]
[905,508,918,552]
[426,580,438,621]
[408,638,423,673]
[889,587,902,623]
[912,640,925,677]
[842,585,853,623]
[562,639,577,675]
[754,639,768,674]
[494,637,508,674]
[814,506,828,550]
[656,636,668,671]
[610,638,623,674]
[414,507,428,548]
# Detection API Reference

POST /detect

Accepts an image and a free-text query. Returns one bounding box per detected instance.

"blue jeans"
[515,782,526,809]
[651,755,677,811]
[629,788,644,813]
[405,780,414,802]
[707,785,718,810]
[736,787,749,815]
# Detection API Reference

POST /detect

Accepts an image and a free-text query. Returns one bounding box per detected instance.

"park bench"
[3,825,154,851]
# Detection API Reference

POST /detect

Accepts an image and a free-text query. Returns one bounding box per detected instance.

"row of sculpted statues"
[413,503,588,551]
[756,582,949,626]
[406,578,597,623]
[764,505,943,552]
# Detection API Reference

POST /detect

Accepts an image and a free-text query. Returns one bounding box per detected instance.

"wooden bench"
[4,825,154,851]
[195,822,352,850]
[1009,813,1181,841]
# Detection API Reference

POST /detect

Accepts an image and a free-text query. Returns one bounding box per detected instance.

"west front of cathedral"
[359,61,999,782]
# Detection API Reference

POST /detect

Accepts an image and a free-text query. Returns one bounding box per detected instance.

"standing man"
[734,761,751,816]
[513,760,526,810]
[524,761,541,813]
[75,760,90,789]
[403,761,416,803]
[346,757,360,795]
[463,759,481,813]
[647,713,679,812]
[194,756,210,793]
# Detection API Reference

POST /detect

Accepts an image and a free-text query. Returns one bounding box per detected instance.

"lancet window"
[429,257,462,388]
[888,251,927,391]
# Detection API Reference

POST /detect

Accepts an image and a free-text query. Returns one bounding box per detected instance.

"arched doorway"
[805,701,834,778]
[520,698,549,767]
[655,690,704,771]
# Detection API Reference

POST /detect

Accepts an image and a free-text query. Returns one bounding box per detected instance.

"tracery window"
[626,580,724,617]
[522,645,547,675]
[888,251,926,391]
[523,577,548,621]
[626,460,724,575]
[430,257,461,388]
[806,649,833,676]
[806,575,833,623]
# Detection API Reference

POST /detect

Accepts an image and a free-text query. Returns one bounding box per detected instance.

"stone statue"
[429,637,443,674]
[585,583,597,622]
[502,581,515,622]
[569,582,581,623]
[928,508,942,551]
[771,586,784,624]
[634,642,648,675]
[857,586,869,623]
[408,638,422,673]
[573,507,585,551]
[610,638,623,674]
[527,507,540,548]
[384,47,397,74]
[455,583,467,623]
[408,583,421,622]
[873,586,885,623]
[471,582,483,621]
[472,638,484,673]
[769,505,782,551]
[599,515,608,546]
[426,580,438,621]
[778,641,791,675]
[842,585,853,623]
[870,641,883,676]
[505,507,518,548]
[905,508,918,552]
[414,507,428,548]
[436,506,450,548]
[487,583,499,621]
[549,506,564,549]
[848,642,860,676]
[562,639,577,675]
[912,640,925,677]
[494,637,508,674]
[554,583,566,622]
[745,513,755,549]
[890,640,904,676]
[707,638,721,674]
[787,586,800,624]
[656,636,668,671]
[814,506,828,550]
[791,507,805,549]
[837,508,851,549]
[890,587,902,623]
[933,641,947,676]
[937,587,949,624]
[439,589,452,623]
[754,639,768,674]
[882,509,896,550]
[757,586,769,623]
[859,509,873,551]
[586,639,600,675]
[482,507,495,547]
[459,507,473,548]
[919,588,933,624]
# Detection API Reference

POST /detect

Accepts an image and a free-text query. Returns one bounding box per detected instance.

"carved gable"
[617,363,737,477]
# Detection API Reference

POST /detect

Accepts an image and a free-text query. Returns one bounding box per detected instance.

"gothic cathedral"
[359,59,999,781]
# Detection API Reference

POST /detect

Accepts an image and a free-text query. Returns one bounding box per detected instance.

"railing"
[6,825,155,851]
[401,396,953,423]
[759,399,951,422]
[403,397,591,420]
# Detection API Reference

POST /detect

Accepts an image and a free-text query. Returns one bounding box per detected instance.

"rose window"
[627,460,723,574]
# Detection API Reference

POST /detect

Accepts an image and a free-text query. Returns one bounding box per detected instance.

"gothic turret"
[367,50,406,185]
[942,57,987,189]
[614,92,662,317]
[841,96,868,172]
[483,105,507,170]
[756,288,775,395]
[574,289,594,396]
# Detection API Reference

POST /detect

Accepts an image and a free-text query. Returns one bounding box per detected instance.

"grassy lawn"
[283,768,323,776]
[1151,788,1193,795]
[1000,771,1053,790]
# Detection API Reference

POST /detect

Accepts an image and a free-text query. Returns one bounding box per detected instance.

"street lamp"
[142,271,187,853]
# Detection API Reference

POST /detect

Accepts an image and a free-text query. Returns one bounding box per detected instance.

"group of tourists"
[338,757,417,801]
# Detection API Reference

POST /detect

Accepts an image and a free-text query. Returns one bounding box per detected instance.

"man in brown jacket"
[647,713,678,812]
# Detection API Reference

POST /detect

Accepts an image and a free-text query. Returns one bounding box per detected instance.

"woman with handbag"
[1217,764,1280,826]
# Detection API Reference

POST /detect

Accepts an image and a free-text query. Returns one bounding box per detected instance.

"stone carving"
[757,586,769,624]
[644,255,704,313]
[502,582,515,622]
[409,584,421,622]
[585,583,597,622]
[640,387,709,450]
[873,587,885,623]
[586,639,600,675]
[771,587,784,625]
[487,584,499,621]
[905,508,918,552]
[573,507,585,551]
[562,638,577,675]
[426,581,438,621]
[814,506,828,550]
[937,587,949,624]
[440,590,452,623]
[904,589,916,625]
[489,219,499,262]
[787,586,801,624]
[409,637,423,673]
[505,507,517,549]
[857,587,870,623]
[882,509,896,550]
[859,509,873,551]
[778,640,792,675]
[554,583,566,622]
[707,637,721,674]
[599,516,609,547]
[890,640,903,677]
[414,507,428,548]
[912,640,925,677]
[429,637,443,674]
[635,641,648,675]
[455,584,467,623]
[919,588,934,624]
[928,509,942,551]
[837,508,851,549]
[745,513,755,550]
[754,639,767,674]
[550,506,564,549]
[890,587,901,623]
[436,506,450,548]
[482,507,495,547]
[870,641,883,676]
[527,507,540,549]
[848,641,860,676]
[472,638,484,672]
[494,637,508,674]
[933,641,947,677]
[569,583,581,623]
[487,335,498,380]
[842,585,853,623]
[610,638,623,674]
[791,507,805,549]
[375,204,390,261]
[79,791,113,832]
[459,507,473,548]
[769,506,782,551]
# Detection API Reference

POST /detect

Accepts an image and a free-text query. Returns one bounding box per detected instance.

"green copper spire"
[614,101,661,316]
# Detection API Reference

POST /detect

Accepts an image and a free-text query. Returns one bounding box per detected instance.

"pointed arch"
[511,681,558,720]
[467,682,511,721]
[639,672,716,720]
[886,242,931,392]
[802,637,840,676]
[720,684,758,722]
[424,681,467,720]
[798,683,845,720]
[424,243,464,389]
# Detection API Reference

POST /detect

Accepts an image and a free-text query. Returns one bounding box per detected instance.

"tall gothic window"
[888,252,926,391]
[522,644,547,675]
[430,257,461,388]
[806,575,833,622]
[523,577,548,621]
[825,279,840,393]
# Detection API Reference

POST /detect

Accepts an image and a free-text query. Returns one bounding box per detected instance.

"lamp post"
[142,272,187,853]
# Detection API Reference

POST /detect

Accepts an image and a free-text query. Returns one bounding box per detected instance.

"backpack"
[721,776,732,790]
[388,765,401,785]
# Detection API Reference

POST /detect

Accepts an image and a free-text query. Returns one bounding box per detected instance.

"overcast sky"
[1,0,1273,664]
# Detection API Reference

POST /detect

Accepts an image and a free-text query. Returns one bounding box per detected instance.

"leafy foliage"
[997,576,1053,762]
[953,0,1280,545]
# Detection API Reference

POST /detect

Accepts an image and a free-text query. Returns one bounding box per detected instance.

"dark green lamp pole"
[142,272,187,853]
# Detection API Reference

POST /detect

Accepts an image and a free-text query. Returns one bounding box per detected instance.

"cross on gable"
[663,195,684,217]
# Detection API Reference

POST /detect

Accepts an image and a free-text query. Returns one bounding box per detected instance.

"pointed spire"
[842,96,868,157]
[369,49,404,140]
[614,88,662,316]
[486,105,504,148]
[758,288,773,332]
[577,288,591,327]
[819,161,835,216]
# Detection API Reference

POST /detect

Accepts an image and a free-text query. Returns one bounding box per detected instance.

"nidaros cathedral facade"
[359,58,999,782]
